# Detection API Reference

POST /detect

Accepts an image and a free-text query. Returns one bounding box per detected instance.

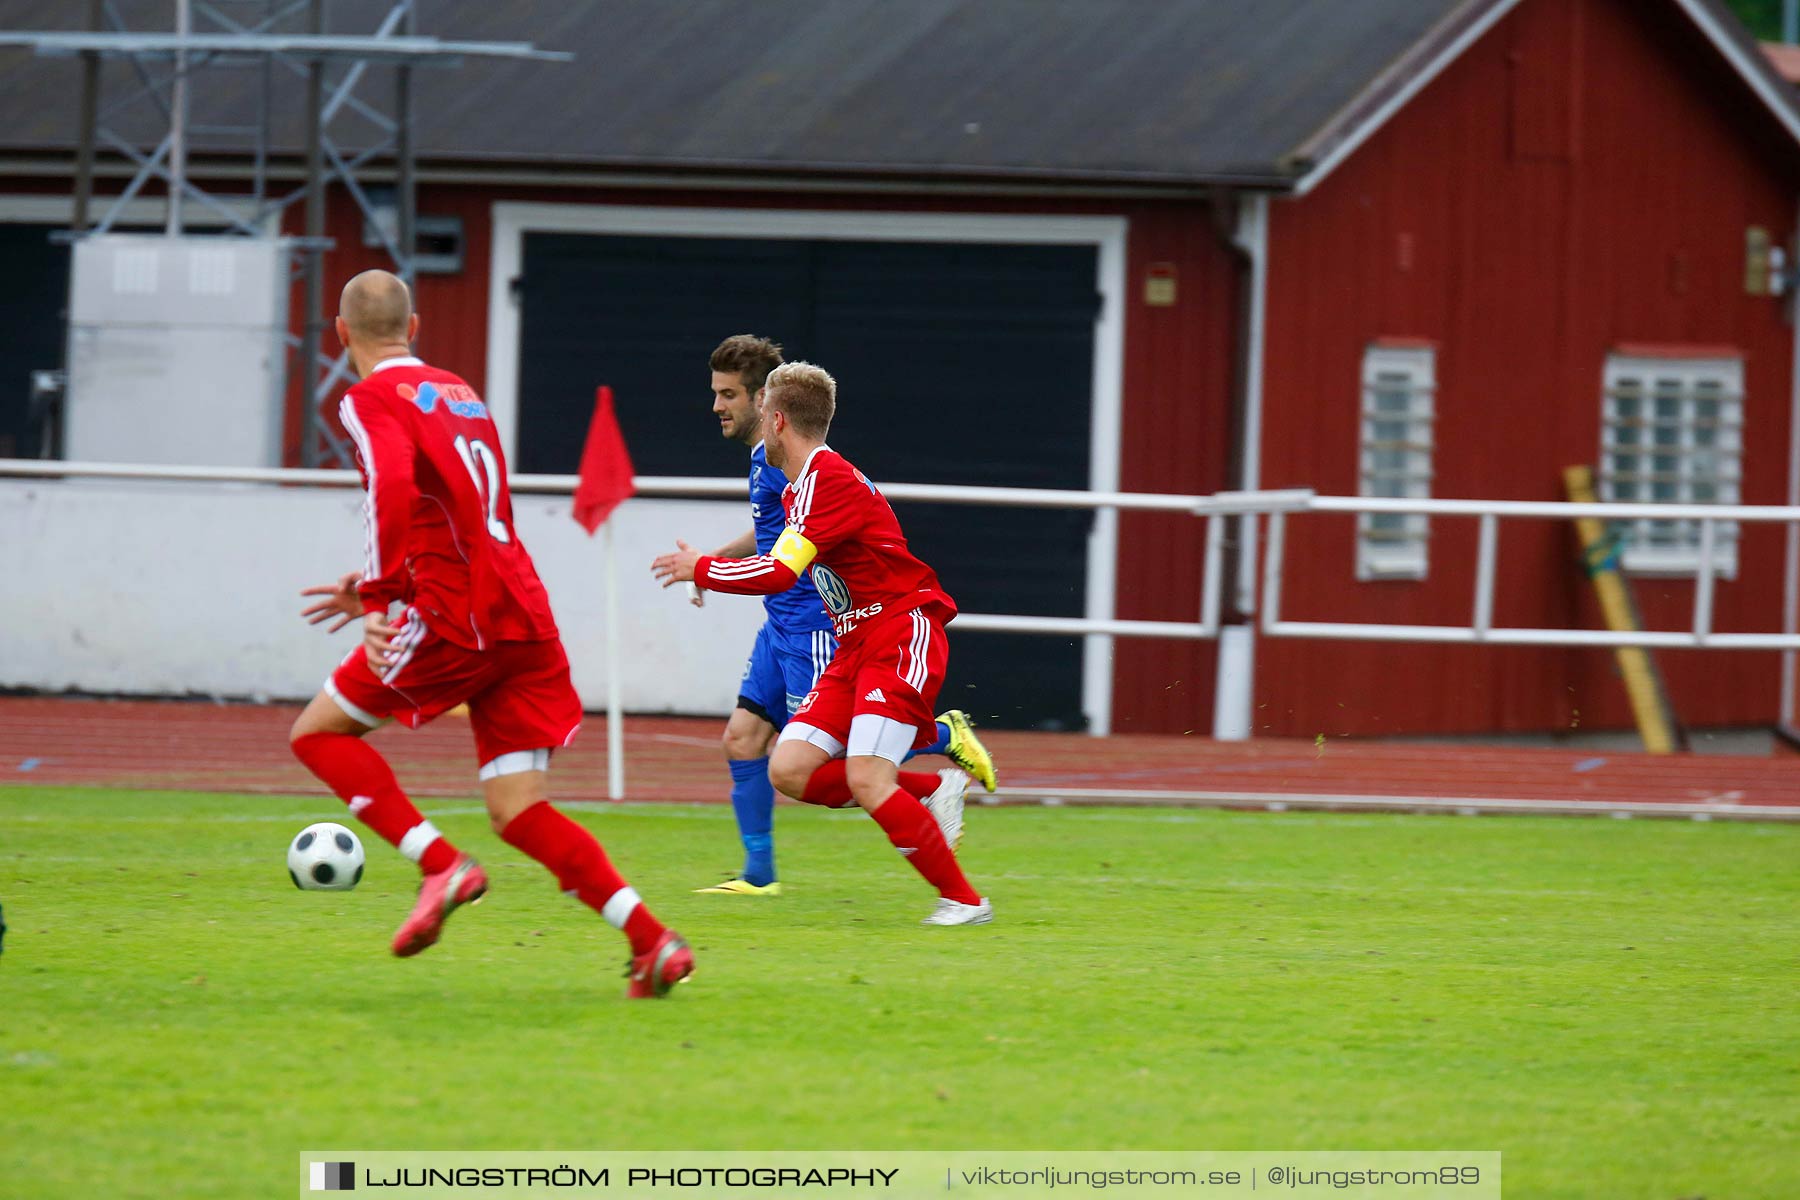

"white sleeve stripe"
[709,559,779,577]
[339,398,381,581]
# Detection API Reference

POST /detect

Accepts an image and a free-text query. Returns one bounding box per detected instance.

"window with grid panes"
[1598,354,1742,576]
[1357,344,1435,580]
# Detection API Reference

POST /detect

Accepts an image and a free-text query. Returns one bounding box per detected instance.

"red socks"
[799,760,854,807]
[871,789,981,906]
[501,801,665,956]
[292,732,458,874]
[796,761,979,903]
[800,760,941,808]
[896,770,943,799]
[293,735,665,954]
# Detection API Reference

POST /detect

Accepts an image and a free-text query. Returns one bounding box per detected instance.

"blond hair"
[764,361,837,437]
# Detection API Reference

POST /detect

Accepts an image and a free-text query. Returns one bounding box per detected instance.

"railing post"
[1082,501,1118,737]
[1785,513,1799,725]
[1214,505,1269,740]
[1694,518,1717,642]
[1472,513,1498,639]
[1259,511,1286,633]
[1199,513,1225,635]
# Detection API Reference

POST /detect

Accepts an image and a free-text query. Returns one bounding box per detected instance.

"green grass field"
[1,787,1795,1198]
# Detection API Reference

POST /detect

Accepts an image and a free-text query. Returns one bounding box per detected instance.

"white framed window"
[1598,352,1743,576]
[1357,343,1436,580]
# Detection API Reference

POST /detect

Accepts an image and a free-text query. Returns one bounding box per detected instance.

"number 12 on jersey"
[453,435,511,543]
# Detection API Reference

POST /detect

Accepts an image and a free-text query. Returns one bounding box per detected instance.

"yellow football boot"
[938,709,998,793]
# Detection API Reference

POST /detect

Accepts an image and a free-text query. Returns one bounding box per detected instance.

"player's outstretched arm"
[692,527,816,597]
[655,525,818,597]
[649,541,703,605]
[651,540,703,587]
[300,572,363,632]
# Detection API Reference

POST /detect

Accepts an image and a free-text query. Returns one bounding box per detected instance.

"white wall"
[0,479,762,714]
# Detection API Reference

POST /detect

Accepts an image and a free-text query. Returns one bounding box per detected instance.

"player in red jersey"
[653,363,991,926]
[289,270,692,997]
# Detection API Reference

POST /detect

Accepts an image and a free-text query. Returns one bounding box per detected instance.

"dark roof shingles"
[0,0,1590,184]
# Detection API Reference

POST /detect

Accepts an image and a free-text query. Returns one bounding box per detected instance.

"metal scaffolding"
[3,4,568,466]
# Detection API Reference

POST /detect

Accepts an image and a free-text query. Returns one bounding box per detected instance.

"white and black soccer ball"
[287,822,365,891]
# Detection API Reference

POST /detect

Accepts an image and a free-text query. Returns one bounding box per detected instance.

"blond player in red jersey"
[653,363,990,926]
[289,270,692,997]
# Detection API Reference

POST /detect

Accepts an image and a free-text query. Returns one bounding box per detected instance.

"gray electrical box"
[64,235,290,466]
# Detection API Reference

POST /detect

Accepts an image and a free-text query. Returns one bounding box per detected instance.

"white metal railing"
[0,457,1312,643]
[7,458,1797,649]
[0,458,1313,793]
[1263,495,1800,650]
[6,458,1800,784]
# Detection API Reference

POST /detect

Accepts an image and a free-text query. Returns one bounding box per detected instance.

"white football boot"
[921,896,993,926]
[921,767,969,851]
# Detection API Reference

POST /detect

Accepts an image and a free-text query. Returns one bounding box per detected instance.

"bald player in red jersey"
[654,362,990,926]
[290,269,692,997]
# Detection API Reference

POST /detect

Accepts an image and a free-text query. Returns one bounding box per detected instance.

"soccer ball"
[287,822,365,891]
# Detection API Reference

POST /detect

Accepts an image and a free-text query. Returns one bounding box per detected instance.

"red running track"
[0,696,1795,819]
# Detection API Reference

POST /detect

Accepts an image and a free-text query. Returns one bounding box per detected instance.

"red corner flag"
[572,385,635,534]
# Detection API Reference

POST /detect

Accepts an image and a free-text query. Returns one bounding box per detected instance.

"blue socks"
[904,720,952,762]
[728,757,776,886]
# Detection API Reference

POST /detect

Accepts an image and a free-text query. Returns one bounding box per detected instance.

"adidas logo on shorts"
[864,688,887,703]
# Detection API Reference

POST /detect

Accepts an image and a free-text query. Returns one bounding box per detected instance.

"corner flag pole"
[603,521,625,800]
[571,384,635,802]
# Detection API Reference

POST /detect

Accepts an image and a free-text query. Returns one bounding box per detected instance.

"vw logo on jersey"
[811,564,852,616]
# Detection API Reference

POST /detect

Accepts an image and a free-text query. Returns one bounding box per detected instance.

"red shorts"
[326,608,582,770]
[779,604,949,765]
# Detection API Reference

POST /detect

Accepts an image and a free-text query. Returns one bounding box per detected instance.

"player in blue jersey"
[688,335,996,895]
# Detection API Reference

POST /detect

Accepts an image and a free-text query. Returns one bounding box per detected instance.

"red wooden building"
[4,0,1799,739]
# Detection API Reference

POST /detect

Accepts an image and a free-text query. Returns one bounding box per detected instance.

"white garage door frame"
[486,201,1129,735]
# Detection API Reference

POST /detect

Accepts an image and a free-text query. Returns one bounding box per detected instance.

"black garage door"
[0,224,71,457]
[515,233,1100,731]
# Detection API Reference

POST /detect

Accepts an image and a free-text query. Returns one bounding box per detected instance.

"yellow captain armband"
[771,527,818,574]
